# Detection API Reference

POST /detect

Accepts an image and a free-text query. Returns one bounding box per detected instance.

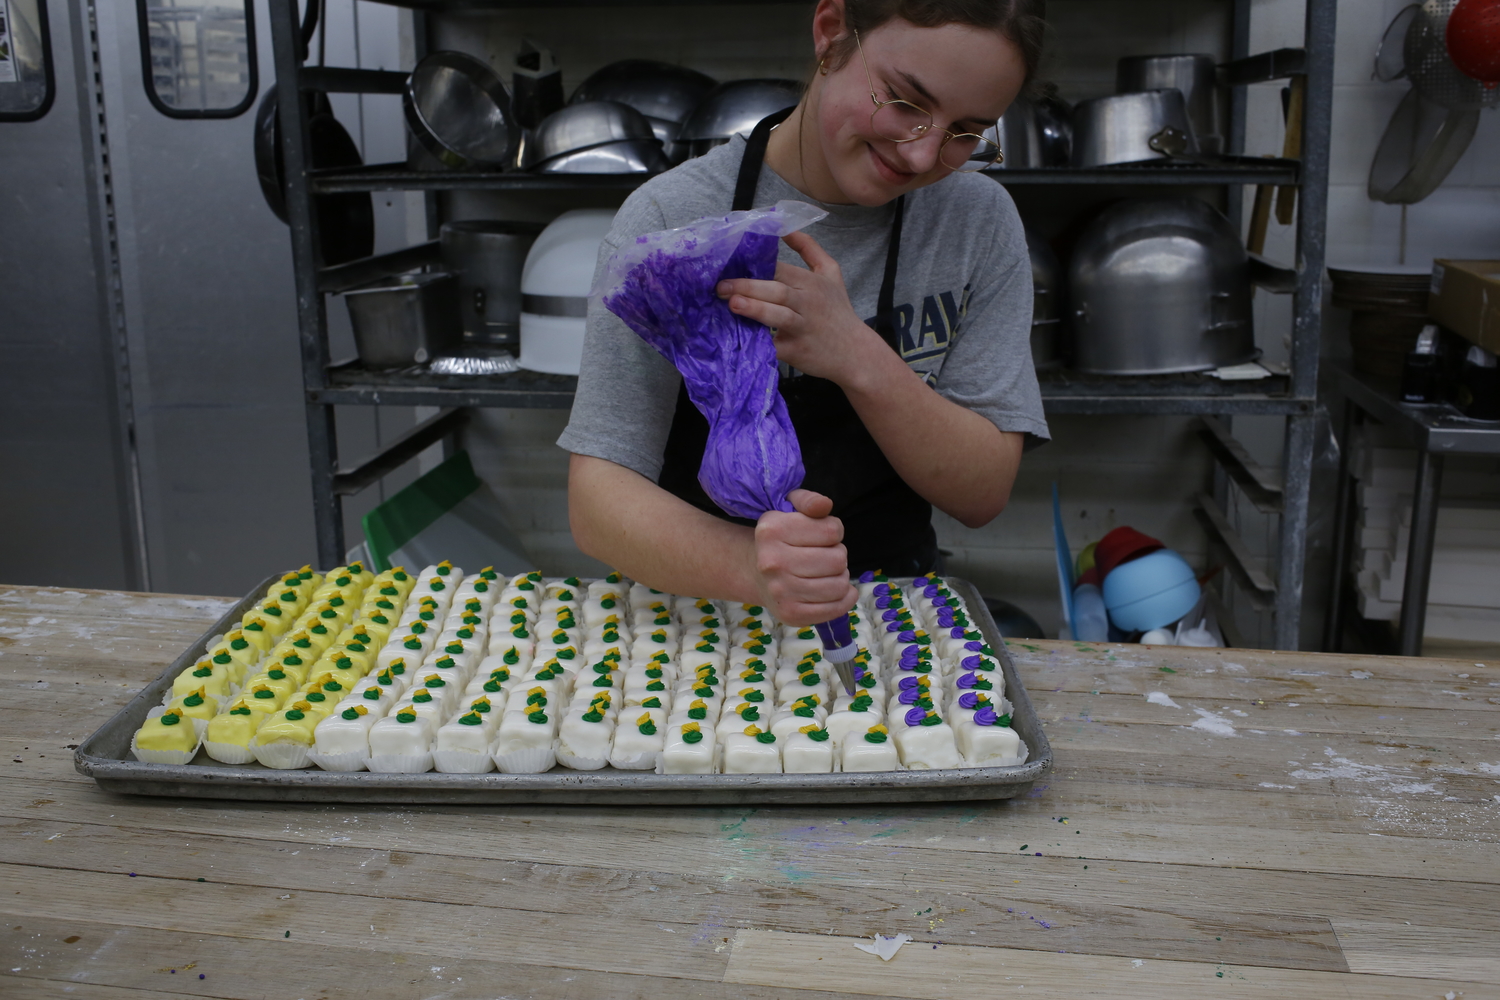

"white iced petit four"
[841,725,900,772]
[893,712,965,769]
[610,707,666,768]
[955,705,1023,765]
[493,706,558,754]
[313,705,378,755]
[825,695,884,745]
[557,701,616,766]
[716,701,771,743]
[659,723,715,773]
[435,702,500,754]
[368,708,434,755]
[722,726,781,773]
[782,726,835,773]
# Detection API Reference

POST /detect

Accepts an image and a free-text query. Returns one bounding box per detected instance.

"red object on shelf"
[1093,526,1165,581]
[1448,0,1500,85]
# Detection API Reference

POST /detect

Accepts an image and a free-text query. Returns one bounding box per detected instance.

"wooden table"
[2,584,1497,999]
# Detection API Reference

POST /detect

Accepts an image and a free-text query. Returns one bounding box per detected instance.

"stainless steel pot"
[678,79,802,158]
[1071,90,1198,167]
[404,51,521,170]
[439,221,546,350]
[531,100,666,171]
[1026,226,1063,369]
[1069,198,1254,375]
[570,59,717,161]
[993,83,1074,168]
[534,139,670,174]
[1116,54,1221,154]
[343,273,463,369]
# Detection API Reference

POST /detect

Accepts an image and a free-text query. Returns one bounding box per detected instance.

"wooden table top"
[2,583,1496,999]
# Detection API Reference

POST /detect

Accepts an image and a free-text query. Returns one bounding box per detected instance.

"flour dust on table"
[132,562,1027,775]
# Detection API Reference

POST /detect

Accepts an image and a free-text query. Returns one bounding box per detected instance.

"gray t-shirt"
[557,134,1049,482]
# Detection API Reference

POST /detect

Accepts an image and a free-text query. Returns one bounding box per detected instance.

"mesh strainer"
[1405,0,1500,109]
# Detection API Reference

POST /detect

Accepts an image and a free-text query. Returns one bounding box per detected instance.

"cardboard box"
[1429,259,1500,353]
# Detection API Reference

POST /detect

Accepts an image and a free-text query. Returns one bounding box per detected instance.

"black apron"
[656,108,938,576]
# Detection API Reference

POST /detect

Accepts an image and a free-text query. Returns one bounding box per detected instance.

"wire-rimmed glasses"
[854,29,1002,172]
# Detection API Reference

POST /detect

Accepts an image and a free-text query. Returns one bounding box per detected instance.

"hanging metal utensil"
[1368,85,1481,204]
[1375,4,1422,81]
[1404,0,1500,110]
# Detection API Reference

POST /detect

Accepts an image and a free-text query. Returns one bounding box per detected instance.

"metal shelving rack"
[267,0,1334,649]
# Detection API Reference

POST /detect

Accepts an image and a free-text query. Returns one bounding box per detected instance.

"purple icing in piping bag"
[601,200,864,693]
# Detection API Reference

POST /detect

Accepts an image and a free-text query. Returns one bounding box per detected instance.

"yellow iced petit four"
[243,601,293,637]
[333,638,376,674]
[313,651,366,685]
[171,659,232,700]
[212,631,262,672]
[206,704,262,747]
[241,680,286,712]
[203,648,248,687]
[256,702,321,745]
[245,665,299,702]
[166,687,218,724]
[135,711,197,753]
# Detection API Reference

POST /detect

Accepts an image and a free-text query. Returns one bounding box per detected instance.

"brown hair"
[823,0,1047,87]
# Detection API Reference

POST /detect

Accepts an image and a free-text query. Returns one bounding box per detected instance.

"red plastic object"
[1448,0,1500,85]
[1093,526,1165,580]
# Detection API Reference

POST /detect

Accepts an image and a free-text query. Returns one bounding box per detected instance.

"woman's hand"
[716,231,882,385]
[749,488,859,626]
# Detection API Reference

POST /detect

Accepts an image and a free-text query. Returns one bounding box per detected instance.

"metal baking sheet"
[75,576,1052,804]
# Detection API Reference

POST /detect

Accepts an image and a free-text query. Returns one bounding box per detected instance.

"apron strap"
[732,108,906,349]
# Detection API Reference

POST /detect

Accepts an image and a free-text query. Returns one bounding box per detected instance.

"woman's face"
[811,17,1026,206]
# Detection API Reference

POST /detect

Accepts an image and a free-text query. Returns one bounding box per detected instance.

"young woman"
[559,0,1049,625]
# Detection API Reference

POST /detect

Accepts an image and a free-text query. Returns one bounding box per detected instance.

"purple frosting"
[935,611,956,627]
[904,707,928,727]
[858,570,875,584]
[897,630,916,643]
[973,706,998,727]
[851,662,867,680]
[898,675,923,690]
[961,654,985,671]
[956,672,978,689]
[898,687,922,705]
[946,626,966,639]
[913,577,933,588]
[922,585,941,599]
[958,691,982,709]
[964,640,984,652]
[602,208,808,519]
[882,608,903,622]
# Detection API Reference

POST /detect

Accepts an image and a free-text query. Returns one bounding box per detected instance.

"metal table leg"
[1322,401,1358,652]
[1397,445,1444,656]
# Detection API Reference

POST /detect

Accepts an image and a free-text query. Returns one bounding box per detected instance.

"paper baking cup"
[492,746,556,774]
[202,740,257,765]
[129,730,201,766]
[607,750,655,770]
[367,752,434,774]
[307,750,368,772]
[555,748,610,770]
[250,740,313,769]
[432,749,495,774]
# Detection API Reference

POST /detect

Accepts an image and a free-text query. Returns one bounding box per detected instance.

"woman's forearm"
[839,333,1023,528]
[568,454,761,603]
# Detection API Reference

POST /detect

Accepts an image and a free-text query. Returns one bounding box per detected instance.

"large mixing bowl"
[1026,226,1063,369]
[678,79,802,158]
[531,100,663,167]
[534,139,670,174]
[571,59,717,159]
[1069,198,1255,375]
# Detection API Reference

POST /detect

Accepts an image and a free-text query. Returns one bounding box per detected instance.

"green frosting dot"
[682,729,704,744]
[363,688,382,700]
[483,680,502,693]
[159,713,181,726]
[806,728,830,742]
[285,709,305,721]
[342,708,360,720]
[230,706,251,716]
[642,697,662,708]
[183,693,204,707]
[527,710,548,724]
[192,662,212,675]
[638,719,658,735]
[253,688,275,699]
[865,730,888,744]
[413,692,432,703]
[459,713,482,726]
[755,731,776,744]
[688,707,706,720]
[396,711,417,723]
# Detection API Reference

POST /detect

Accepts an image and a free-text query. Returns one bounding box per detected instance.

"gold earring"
[818,58,829,75]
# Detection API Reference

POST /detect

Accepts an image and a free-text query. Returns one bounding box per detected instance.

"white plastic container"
[518,208,616,374]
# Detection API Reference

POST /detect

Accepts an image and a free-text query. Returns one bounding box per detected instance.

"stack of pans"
[1327,267,1432,377]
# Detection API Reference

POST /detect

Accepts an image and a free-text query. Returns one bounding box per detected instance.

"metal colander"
[1405,0,1500,110]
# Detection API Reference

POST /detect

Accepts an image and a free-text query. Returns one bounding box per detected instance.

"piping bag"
[600,200,860,695]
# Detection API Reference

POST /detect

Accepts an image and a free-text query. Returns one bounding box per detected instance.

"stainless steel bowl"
[678,79,802,158]
[1071,90,1198,167]
[531,100,663,166]
[1026,226,1063,369]
[992,84,1073,169]
[534,139,671,174]
[440,220,545,349]
[570,59,717,155]
[404,51,521,170]
[1116,54,1221,154]
[1069,198,1254,375]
